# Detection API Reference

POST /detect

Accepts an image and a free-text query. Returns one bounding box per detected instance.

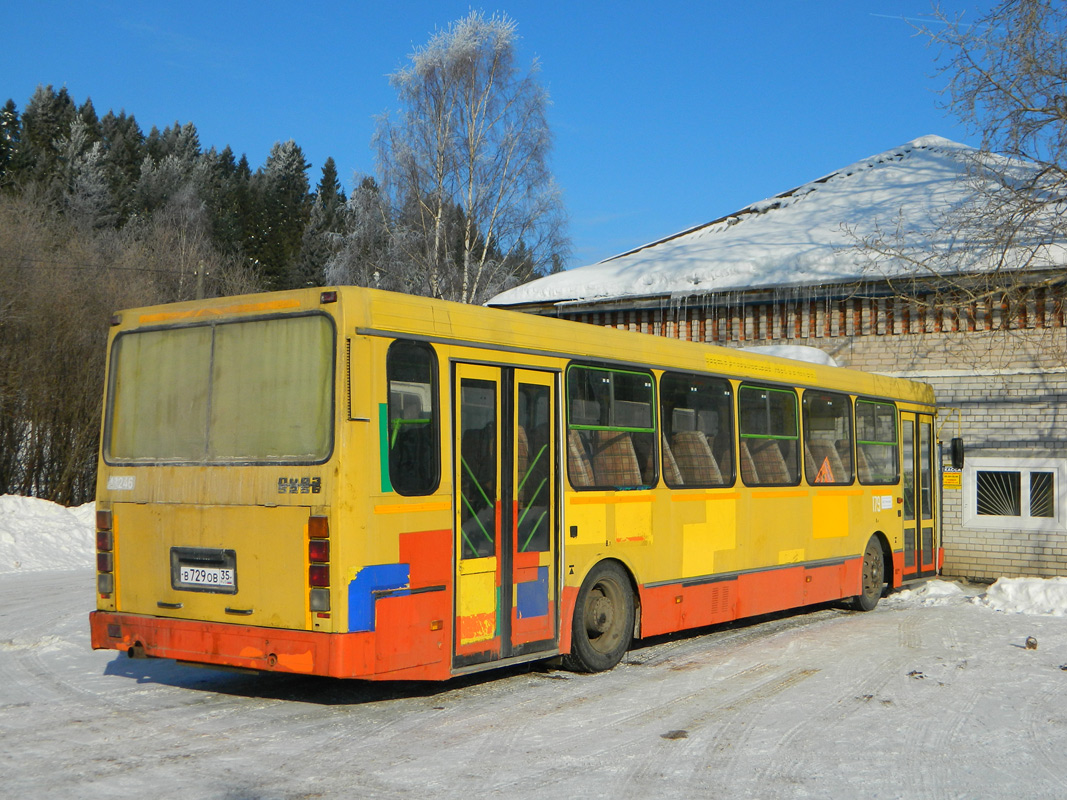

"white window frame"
[962,456,1067,532]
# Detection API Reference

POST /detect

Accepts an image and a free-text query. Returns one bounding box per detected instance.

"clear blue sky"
[7,1,983,267]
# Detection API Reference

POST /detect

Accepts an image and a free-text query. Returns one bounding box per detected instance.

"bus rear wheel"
[563,561,634,673]
[853,536,885,612]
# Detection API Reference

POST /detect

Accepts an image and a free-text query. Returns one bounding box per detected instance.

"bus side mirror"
[950,437,964,470]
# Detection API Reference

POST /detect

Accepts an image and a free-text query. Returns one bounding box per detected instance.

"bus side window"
[738,385,800,486]
[386,340,439,495]
[802,391,853,485]
[660,372,734,488]
[855,400,899,485]
[567,365,656,489]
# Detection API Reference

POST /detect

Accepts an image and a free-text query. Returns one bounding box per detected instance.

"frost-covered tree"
[13,85,77,199]
[247,139,311,289]
[0,99,21,189]
[326,175,396,289]
[293,157,346,287]
[99,110,145,221]
[859,1,1067,321]
[375,11,569,303]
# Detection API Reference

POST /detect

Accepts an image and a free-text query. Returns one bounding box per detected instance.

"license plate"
[179,565,235,588]
[170,547,238,594]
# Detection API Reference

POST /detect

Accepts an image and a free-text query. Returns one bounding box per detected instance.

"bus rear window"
[105,314,334,464]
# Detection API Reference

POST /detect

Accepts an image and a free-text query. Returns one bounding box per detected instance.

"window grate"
[976,470,1021,517]
[1031,471,1055,518]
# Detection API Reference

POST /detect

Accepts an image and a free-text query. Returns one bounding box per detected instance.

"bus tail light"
[97,508,114,596]
[308,515,330,613]
[308,539,329,563]
[308,564,329,587]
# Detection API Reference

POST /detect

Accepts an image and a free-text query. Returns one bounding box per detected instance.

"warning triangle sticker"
[814,456,835,483]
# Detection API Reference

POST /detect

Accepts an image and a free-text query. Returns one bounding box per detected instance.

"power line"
[0,249,207,274]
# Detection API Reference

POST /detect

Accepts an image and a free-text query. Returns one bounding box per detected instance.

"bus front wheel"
[853,536,886,612]
[563,561,634,673]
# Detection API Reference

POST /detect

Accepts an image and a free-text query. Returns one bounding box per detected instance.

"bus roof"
[112,286,936,407]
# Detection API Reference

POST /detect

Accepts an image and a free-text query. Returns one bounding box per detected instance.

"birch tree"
[375,11,568,304]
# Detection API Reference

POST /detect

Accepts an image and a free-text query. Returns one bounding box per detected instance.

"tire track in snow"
[616,665,821,799]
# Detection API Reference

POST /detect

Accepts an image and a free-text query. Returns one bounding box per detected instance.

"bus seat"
[567,430,595,487]
[661,434,684,486]
[716,442,733,482]
[616,399,651,429]
[517,425,530,498]
[592,430,643,487]
[672,430,723,485]
[569,399,600,426]
[746,439,793,484]
[855,445,873,483]
[739,440,759,484]
[672,407,696,432]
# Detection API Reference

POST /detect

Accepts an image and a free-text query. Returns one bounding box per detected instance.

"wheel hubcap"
[586,586,614,636]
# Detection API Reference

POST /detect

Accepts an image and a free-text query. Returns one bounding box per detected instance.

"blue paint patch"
[516,566,549,619]
[348,563,410,632]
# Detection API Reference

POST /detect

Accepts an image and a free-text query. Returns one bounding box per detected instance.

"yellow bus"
[90,287,940,680]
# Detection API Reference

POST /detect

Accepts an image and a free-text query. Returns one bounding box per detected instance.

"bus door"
[901,411,937,579]
[453,363,559,669]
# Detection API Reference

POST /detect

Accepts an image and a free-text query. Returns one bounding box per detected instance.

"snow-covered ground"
[4,494,1067,799]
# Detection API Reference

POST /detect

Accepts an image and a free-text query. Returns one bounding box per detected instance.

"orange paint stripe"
[751,490,810,499]
[138,298,301,324]
[568,493,654,505]
[374,501,451,515]
[671,492,741,503]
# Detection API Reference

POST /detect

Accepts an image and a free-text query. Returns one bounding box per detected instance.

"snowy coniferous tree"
[0,100,20,189]
[14,85,77,200]
[56,117,115,228]
[60,123,116,230]
[99,110,145,223]
[247,140,311,290]
[293,157,346,287]
[325,175,398,289]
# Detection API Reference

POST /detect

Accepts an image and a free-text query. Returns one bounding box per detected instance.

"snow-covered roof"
[489,136,1057,308]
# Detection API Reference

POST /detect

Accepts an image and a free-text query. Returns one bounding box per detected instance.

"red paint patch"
[374,591,449,675]
[399,528,452,588]
[511,601,556,645]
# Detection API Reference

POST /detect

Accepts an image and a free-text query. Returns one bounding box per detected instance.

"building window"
[963,457,1067,531]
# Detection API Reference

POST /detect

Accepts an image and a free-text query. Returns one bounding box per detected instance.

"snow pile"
[887,577,1067,617]
[885,579,971,607]
[0,495,94,574]
[975,577,1067,617]
[733,345,839,367]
